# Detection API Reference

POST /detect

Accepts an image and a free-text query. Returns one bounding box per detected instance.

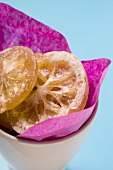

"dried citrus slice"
[0,87,39,133]
[36,51,88,116]
[0,51,88,134]
[0,46,37,114]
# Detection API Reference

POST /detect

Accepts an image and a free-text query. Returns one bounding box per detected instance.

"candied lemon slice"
[0,87,39,133]
[0,51,88,133]
[36,51,88,116]
[0,46,37,113]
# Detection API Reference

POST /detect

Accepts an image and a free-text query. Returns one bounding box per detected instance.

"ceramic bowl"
[0,103,98,170]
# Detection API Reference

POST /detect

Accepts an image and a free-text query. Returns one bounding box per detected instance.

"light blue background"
[0,0,113,170]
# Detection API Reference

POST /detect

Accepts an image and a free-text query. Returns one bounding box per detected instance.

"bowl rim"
[0,102,98,146]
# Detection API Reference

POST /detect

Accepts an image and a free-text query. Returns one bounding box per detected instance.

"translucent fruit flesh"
[35,51,88,116]
[0,46,37,114]
[0,51,88,133]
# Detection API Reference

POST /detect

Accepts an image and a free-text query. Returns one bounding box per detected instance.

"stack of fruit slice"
[0,46,88,134]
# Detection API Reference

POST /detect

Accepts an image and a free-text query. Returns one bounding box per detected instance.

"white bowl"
[0,103,98,170]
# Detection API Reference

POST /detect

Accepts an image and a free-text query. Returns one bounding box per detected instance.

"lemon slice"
[36,51,88,116]
[0,87,39,133]
[0,46,37,113]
